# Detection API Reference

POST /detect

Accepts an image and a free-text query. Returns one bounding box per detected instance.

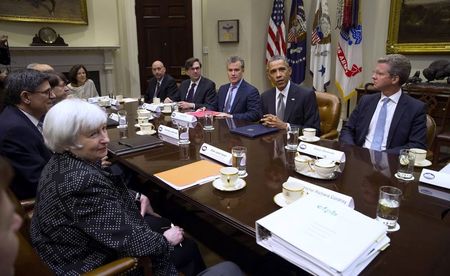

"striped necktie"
[186,83,196,102]
[276,93,285,121]
[224,85,237,112]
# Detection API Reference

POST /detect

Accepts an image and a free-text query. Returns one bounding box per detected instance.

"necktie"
[154,82,160,98]
[224,85,236,112]
[276,93,285,120]
[37,121,43,134]
[186,83,196,102]
[372,98,389,151]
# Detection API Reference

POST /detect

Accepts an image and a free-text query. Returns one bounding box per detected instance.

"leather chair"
[7,190,148,276]
[315,91,341,140]
[432,95,450,164]
[426,114,436,159]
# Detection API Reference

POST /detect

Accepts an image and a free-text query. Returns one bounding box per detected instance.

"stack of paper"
[256,194,390,276]
[154,160,223,190]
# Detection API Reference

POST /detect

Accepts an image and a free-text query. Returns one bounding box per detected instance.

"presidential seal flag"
[266,0,286,61]
[335,0,363,101]
[287,0,307,84]
[309,0,331,91]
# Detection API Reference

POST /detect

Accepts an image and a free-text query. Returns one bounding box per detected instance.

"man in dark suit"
[213,56,262,121]
[144,60,178,103]
[260,55,320,132]
[0,69,54,199]
[172,57,216,110]
[340,54,426,154]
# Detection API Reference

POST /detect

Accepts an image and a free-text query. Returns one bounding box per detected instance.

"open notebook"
[108,135,164,156]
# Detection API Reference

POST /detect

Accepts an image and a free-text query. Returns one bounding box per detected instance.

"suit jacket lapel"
[360,94,380,140]
[387,93,407,147]
[193,78,203,102]
[283,86,297,122]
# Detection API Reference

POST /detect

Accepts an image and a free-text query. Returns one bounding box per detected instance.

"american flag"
[266,0,286,61]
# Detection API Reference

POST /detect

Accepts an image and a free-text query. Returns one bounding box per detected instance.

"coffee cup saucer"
[394,172,415,181]
[300,136,320,142]
[212,178,246,191]
[414,159,432,167]
[273,193,289,207]
[136,130,156,136]
[161,109,172,114]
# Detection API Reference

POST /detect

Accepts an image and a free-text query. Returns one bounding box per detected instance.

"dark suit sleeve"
[232,87,262,122]
[198,80,217,110]
[339,97,365,146]
[299,90,321,135]
[386,102,427,154]
[1,126,49,198]
[166,77,179,101]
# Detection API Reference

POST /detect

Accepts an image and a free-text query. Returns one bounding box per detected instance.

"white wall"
[1,0,448,100]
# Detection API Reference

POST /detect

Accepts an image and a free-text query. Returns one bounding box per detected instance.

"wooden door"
[135,0,193,94]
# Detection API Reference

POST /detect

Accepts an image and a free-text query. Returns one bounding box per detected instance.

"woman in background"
[67,64,99,98]
[48,72,70,104]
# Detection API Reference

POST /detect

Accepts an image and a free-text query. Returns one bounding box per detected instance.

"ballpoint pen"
[171,223,182,247]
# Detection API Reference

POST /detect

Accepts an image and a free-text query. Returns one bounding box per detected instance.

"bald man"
[26,63,54,73]
[144,60,178,103]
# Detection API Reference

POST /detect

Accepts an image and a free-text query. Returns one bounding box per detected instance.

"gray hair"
[43,98,107,153]
[377,54,411,86]
[266,55,289,71]
[226,56,245,69]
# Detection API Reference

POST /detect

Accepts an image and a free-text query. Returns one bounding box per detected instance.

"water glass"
[178,124,190,145]
[231,146,247,177]
[376,186,402,231]
[203,113,214,130]
[286,126,299,151]
[117,110,127,126]
[396,149,415,180]
[117,125,128,139]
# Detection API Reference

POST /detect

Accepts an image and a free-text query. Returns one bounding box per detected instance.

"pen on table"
[171,223,183,247]
[118,141,133,148]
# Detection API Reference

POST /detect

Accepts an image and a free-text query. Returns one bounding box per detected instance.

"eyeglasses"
[33,88,53,98]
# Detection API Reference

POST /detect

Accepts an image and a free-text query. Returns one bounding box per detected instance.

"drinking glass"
[203,113,214,130]
[396,149,415,180]
[178,124,190,145]
[376,186,402,231]
[117,110,127,126]
[231,146,247,177]
[286,126,299,151]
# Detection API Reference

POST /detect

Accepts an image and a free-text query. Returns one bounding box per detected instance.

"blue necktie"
[224,85,236,112]
[186,83,196,102]
[372,98,389,151]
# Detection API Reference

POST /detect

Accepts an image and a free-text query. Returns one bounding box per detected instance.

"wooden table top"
[109,102,450,275]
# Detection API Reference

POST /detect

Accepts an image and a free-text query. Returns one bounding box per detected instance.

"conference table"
[109,102,450,275]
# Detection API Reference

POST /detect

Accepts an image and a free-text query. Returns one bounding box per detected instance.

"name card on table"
[171,111,197,123]
[419,169,450,190]
[110,98,119,106]
[286,177,354,208]
[108,113,119,122]
[158,125,179,139]
[142,103,161,113]
[297,142,346,163]
[199,143,232,165]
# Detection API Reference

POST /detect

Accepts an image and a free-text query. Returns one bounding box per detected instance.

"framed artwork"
[0,0,88,25]
[387,0,450,54]
[218,20,239,43]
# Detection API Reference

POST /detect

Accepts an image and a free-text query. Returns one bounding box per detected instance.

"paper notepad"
[154,160,223,190]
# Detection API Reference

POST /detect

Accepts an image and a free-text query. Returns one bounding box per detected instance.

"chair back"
[315,92,341,139]
[426,114,436,150]
[7,190,53,276]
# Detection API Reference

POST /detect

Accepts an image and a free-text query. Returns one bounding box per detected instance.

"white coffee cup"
[220,167,239,188]
[303,128,316,139]
[153,97,161,104]
[282,181,304,204]
[294,154,313,172]
[139,122,155,134]
[115,94,124,102]
[313,158,336,178]
[137,116,148,125]
[163,105,172,113]
[98,97,110,107]
[137,109,151,119]
[410,148,427,164]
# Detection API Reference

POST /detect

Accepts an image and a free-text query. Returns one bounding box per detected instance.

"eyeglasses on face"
[33,88,54,98]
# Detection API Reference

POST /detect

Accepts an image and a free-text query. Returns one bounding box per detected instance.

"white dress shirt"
[363,89,402,151]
